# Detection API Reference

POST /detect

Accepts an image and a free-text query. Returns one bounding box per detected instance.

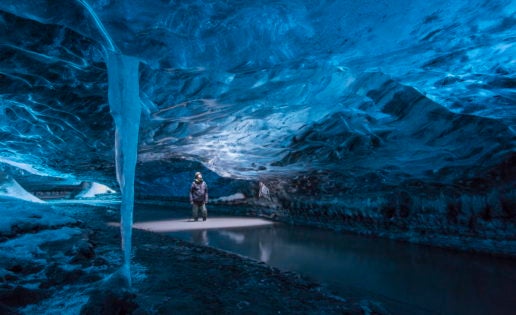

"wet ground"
[1,200,382,314]
[133,204,516,315]
[111,203,382,314]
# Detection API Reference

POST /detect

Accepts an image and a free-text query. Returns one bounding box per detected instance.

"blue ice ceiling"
[0,0,514,194]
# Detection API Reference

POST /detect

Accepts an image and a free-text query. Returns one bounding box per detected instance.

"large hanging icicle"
[107,52,141,286]
[75,0,140,286]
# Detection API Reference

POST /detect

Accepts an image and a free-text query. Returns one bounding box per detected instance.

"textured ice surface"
[0,0,514,181]
[0,198,75,233]
[0,226,81,261]
[0,0,514,254]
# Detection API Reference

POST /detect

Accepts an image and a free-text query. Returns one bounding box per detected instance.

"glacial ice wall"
[0,0,515,253]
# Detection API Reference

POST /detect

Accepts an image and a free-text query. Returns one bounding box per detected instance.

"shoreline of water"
[133,205,515,315]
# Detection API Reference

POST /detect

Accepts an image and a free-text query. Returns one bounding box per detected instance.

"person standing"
[189,172,208,221]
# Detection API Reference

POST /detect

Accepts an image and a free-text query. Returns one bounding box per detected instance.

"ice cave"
[0,0,515,314]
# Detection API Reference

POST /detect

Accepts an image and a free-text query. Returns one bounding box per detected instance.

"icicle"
[75,0,138,287]
[76,0,118,52]
[107,51,141,286]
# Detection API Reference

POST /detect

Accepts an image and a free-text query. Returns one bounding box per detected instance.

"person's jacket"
[190,180,208,205]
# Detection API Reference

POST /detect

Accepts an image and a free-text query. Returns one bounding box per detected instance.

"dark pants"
[192,203,207,220]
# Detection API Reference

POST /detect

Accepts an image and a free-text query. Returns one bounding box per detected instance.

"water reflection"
[219,231,245,244]
[216,230,272,262]
[259,240,272,263]
[191,230,208,246]
[170,224,516,315]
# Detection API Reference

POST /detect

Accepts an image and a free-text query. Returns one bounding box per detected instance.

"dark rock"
[0,303,21,315]
[0,286,48,307]
[92,257,108,267]
[2,274,18,282]
[132,307,150,315]
[70,240,96,264]
[80,273,102,284]
[41,263,85,288]
[359,299,391,315]
[80,289,140,315]
[6,262,44,275]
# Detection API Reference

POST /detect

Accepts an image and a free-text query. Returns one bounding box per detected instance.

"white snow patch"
[0,175,43,203]
[75,182,116,198]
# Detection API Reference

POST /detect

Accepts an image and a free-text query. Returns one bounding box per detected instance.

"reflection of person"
[192,230,208,245]
[189,172,208,221]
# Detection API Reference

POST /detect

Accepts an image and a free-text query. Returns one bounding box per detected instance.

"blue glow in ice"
[0,0,514,262]
[107,52,141,285]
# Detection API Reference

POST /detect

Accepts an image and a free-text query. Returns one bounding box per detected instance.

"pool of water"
[135,206,516,315]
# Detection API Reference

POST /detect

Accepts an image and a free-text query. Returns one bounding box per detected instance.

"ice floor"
[109,217,275,232]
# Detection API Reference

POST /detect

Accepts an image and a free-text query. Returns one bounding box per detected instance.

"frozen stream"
[133,205,516,315]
